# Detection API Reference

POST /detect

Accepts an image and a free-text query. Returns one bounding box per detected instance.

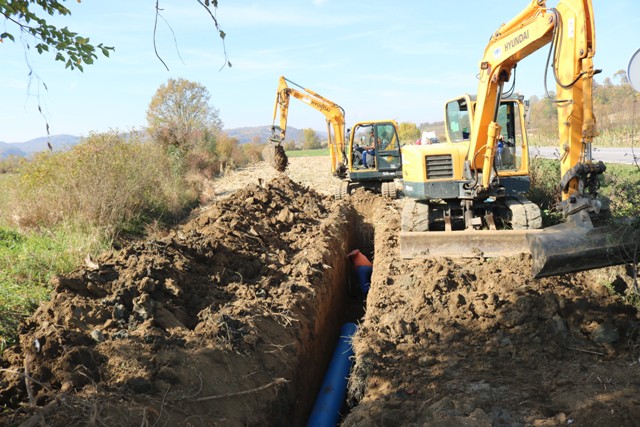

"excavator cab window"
[445,98,471,142]
[351,122,401,171]
[495,100,524,170]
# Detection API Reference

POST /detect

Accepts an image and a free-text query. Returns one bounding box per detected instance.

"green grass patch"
[285,148,330,157]
[528,157,640,226]
[0,223,111,351]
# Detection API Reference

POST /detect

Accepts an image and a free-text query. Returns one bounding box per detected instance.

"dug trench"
[0,175,376,426]
[2,163,640,426]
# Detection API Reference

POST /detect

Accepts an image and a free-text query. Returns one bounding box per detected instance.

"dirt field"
[2,156,640,426]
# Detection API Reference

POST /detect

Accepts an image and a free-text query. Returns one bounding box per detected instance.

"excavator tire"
[381,182,397,199]
[273,145,288,172]
[505,196,542,230]
[401,200,429,232]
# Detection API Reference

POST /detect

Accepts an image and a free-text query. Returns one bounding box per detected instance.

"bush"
[600,164,640,222]
[8,131,197,237]
[0,155,24,174]
[527,158,563,226]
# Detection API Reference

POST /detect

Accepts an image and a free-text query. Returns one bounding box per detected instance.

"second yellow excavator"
[268,76,403,198]
[399,0,639,277]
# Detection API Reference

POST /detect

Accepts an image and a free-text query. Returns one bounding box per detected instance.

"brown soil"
[2,156,640,426]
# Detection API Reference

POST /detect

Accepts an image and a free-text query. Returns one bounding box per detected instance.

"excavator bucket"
[262,138,288,172]
[399,229,540,259]
[527,223,640,278]
[400,224,639,279]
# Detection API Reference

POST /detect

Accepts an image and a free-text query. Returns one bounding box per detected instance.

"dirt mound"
[344,199,640,426]
[2,157,640,426]
[0,174,351,426]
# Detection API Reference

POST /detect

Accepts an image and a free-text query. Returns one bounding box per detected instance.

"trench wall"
[286,203,356,426]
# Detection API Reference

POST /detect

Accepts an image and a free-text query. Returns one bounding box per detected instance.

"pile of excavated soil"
[0,173,353,426]
[344,197,640,427]
[2,157,640,427]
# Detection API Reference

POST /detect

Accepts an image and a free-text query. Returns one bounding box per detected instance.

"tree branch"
[195,0,231,70]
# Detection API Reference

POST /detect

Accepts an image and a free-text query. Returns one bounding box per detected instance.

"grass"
[285,148,330,157]
[0,223,111,351]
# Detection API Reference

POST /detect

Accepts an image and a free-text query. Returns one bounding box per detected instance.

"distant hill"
[0,127,329,158]
[225,126,327,145]
[0,134,80,158]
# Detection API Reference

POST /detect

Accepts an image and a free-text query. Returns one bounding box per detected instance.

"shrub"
[527,158,563,226]
[8,130,197,237]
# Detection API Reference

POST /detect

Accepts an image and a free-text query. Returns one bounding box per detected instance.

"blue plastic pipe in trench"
[307,322,358,427]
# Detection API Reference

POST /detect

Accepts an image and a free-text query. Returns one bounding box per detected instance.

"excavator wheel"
[401,200,429,232]
[505,196,542,230]
[381,181,397,199]
[334,181,351,200]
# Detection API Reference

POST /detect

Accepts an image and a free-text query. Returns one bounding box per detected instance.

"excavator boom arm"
[271,76,347,175]
[471,0,597,199]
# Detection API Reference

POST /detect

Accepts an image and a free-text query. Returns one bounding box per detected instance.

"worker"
[346,249,373,296]
[353,144,364,166]
[496,135,505,168]
[362,131,376,168]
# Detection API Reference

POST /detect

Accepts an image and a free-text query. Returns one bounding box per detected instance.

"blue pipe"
[307,322,358,427]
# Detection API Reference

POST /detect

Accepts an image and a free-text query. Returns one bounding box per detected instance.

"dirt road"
[1,156,639,426]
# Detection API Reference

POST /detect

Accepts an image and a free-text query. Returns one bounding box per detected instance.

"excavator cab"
[348,122,402,172]
[446,96,526,173]
[336,120,402,199]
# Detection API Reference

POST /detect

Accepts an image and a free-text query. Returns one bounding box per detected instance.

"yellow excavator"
[400,0,639,277]
[268,76,402,198]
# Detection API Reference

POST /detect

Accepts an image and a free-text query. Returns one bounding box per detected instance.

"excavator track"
[381,181,397,199]
[334,181,350,200]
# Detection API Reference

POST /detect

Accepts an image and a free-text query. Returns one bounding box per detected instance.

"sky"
[1,0,639,143]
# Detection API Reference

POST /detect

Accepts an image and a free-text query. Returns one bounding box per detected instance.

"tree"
[146,78,223,151]
[302,128,321,150]
[398,122,421,144]
[283,140,297,151]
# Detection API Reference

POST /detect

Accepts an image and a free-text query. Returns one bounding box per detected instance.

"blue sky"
[1,0,638,143]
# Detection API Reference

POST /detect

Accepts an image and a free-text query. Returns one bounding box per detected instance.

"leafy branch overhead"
[1,0,229,72]
[0,0,114,71]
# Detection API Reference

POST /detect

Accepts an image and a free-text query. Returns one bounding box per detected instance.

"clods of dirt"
[343,198,640,427]
[3,156,640,427]
[0,175,352,426]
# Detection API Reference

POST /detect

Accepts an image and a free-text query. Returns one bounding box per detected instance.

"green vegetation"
[12,130,196,235]
[0,1,113,71]
[285,148,330,157]
[600,163,640,223]
[529,158,640,226]
[0,224,110,351]
[527,158,563,226]
[398,122,421,144]
[302,128,322,150]
[0,115,265,348]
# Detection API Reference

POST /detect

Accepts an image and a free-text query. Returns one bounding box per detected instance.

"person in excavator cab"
[362,130,376,168]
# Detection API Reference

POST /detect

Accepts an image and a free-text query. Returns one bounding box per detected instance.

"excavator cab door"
[494,100,527,174]
[372,122,402,172]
